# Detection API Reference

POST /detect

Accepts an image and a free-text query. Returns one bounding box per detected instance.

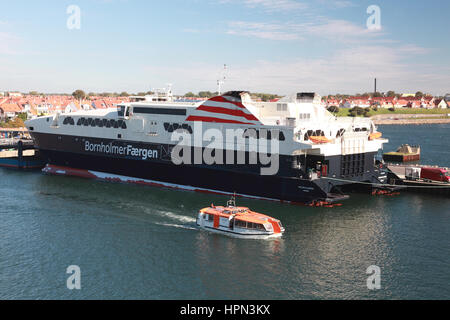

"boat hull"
[29,132,379,203]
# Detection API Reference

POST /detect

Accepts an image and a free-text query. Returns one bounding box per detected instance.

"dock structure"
[386,164,450,195]
[0,127,30,139]
[0,128,45,169]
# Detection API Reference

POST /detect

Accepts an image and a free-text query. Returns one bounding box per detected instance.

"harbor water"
[1,124,450,299]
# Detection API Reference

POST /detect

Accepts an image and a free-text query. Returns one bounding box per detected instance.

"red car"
[420,167,450,183]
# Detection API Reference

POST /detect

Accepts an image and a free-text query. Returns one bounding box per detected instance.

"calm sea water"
[1,124,450,300]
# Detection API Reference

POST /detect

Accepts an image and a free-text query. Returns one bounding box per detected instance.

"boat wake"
[154,222,198,230]
[158,210,197,223]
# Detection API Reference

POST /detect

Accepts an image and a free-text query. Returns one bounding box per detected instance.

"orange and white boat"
[196,196,284,238]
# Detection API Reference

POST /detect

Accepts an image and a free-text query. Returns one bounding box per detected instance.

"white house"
[437,99,449,109]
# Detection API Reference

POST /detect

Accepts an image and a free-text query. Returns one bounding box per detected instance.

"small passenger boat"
[196,196,284,238]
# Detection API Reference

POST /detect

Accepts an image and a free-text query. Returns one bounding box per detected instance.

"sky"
[0,0,449,96]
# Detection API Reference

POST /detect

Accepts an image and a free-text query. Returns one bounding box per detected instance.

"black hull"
[31,132,332,203]
[30,132,381,203]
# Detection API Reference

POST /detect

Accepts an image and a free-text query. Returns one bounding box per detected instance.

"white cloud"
[141,44,446,95]
[316,0,356,8]
[226,21,302,40]
[219,0,307,12]
[243,0,307,11]
[226,18,382,42]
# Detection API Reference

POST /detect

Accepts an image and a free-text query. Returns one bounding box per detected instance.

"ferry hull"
[30,132,379,203]
[39,148,327,203]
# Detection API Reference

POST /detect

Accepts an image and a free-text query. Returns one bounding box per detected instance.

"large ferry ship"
[25,90,388,204]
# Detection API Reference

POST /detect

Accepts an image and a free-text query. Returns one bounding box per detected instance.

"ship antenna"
[217,64,227,95]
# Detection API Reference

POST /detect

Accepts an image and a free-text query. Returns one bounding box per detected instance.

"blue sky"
[0,0,449,95]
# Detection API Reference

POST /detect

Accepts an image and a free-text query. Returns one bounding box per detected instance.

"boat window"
[259,129,271,140]
[277,104,287,111]
[243,128,258,139]
[133,107,187,116]
[118,105,125,117]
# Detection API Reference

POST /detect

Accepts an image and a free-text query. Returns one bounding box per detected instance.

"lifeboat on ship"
[196,196,284,238]
[369,132,382,140]
[309,136,332,144]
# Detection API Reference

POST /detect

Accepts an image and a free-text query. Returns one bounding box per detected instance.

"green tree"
[386,91,396,97]
[17,113,28,121]
[185,92,196,97]
[198,91,214,98]
[415,91,424,98]
[373,92,383,97]
[327,106,340,113]
[72,89,86,100]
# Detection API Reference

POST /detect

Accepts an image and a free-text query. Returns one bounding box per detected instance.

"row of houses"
[1,92,450,122]
[0,94,131,121]
[325,95,450,109]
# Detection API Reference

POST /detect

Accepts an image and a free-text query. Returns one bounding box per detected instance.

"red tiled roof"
[0,103,22,113]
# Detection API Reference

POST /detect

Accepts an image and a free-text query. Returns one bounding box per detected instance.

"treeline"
[71,90,156,100]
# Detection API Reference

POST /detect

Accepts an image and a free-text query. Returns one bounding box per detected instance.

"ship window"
[90,118,96,127]
[63,117,74,125]
[133,107,187,116]
[106,120,111,128]
[271,130,286,141]
[235,220,245,228]
[102,119,108,127]
[277,103,287,111]
[113,120,119,129]
[243,128,258,139]
[299,113,311,120]
[118,105,125,117]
